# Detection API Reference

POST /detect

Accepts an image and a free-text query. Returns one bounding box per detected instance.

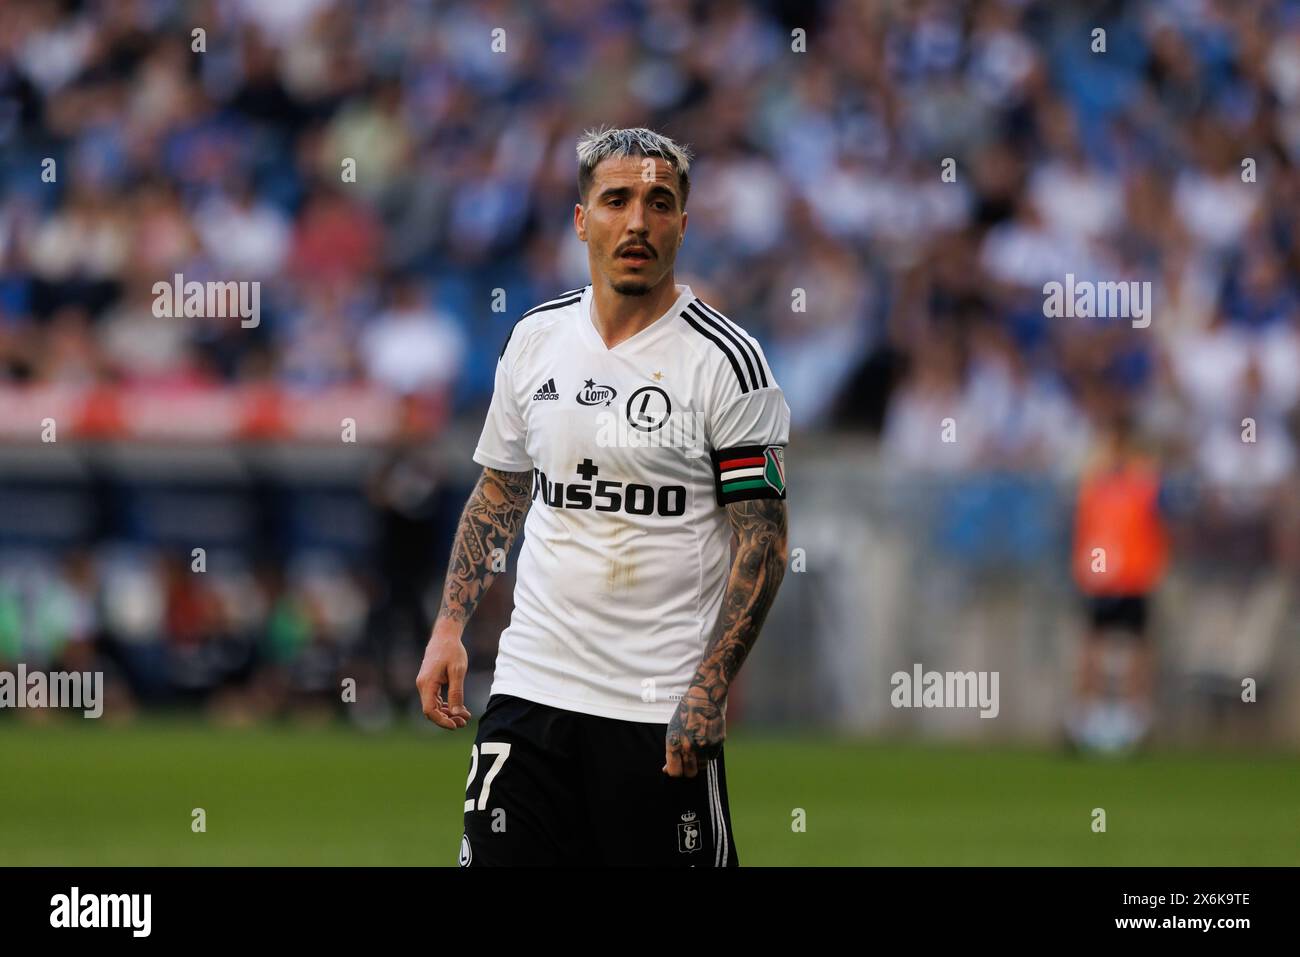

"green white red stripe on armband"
[711,444,787,505]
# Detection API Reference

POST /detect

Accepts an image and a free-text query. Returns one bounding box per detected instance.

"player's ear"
[574,203,587,242]
[679,209,687,244]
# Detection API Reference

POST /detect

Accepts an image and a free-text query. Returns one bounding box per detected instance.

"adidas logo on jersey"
[532,377,559,401]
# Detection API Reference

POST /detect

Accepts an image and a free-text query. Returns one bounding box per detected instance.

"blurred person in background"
[366,394,454,720]
[1068,410,1169,752]
[359,275,467,397]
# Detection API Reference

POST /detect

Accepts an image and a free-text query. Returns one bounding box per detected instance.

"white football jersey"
[473,283,790,722]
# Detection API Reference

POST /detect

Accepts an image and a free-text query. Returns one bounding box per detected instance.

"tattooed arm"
[416,466,533,729]
[664,497,788,777]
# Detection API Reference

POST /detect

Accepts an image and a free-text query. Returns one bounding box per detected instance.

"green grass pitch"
[2,720,1296,865]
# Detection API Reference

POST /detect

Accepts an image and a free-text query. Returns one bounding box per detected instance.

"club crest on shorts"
[459,833,472,867]
[678,810,701,854]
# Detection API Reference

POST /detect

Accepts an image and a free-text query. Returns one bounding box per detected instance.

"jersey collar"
[580,283,694,354]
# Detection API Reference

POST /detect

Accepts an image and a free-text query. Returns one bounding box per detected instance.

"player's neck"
[589,274,681,349]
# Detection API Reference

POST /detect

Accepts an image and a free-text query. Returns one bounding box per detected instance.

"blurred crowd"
[2,0,1300,720]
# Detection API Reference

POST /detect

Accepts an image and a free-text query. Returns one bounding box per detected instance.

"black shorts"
[458,693,738,867]
[1086,594,1150,638]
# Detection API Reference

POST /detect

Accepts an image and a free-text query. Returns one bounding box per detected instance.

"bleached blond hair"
[576,127,693,208]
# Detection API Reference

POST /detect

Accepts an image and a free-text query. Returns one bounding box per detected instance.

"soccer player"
[416,127,790,866]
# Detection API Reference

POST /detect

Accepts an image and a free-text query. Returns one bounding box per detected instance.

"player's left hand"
[663,685,725,778]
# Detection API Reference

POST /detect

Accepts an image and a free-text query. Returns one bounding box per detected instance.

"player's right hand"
[416,629,471,730]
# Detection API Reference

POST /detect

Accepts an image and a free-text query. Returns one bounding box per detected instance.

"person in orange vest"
[1068,412,1169,751]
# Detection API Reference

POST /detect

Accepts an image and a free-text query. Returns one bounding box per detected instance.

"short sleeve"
[708,386,790,505]
[473,351,531,472]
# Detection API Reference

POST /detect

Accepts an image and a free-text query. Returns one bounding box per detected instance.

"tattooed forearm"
[665,497,787,769]
[692,497,788,703]
[435,466,533,627]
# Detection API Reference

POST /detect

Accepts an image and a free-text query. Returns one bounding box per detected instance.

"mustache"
[615,241,657,257]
